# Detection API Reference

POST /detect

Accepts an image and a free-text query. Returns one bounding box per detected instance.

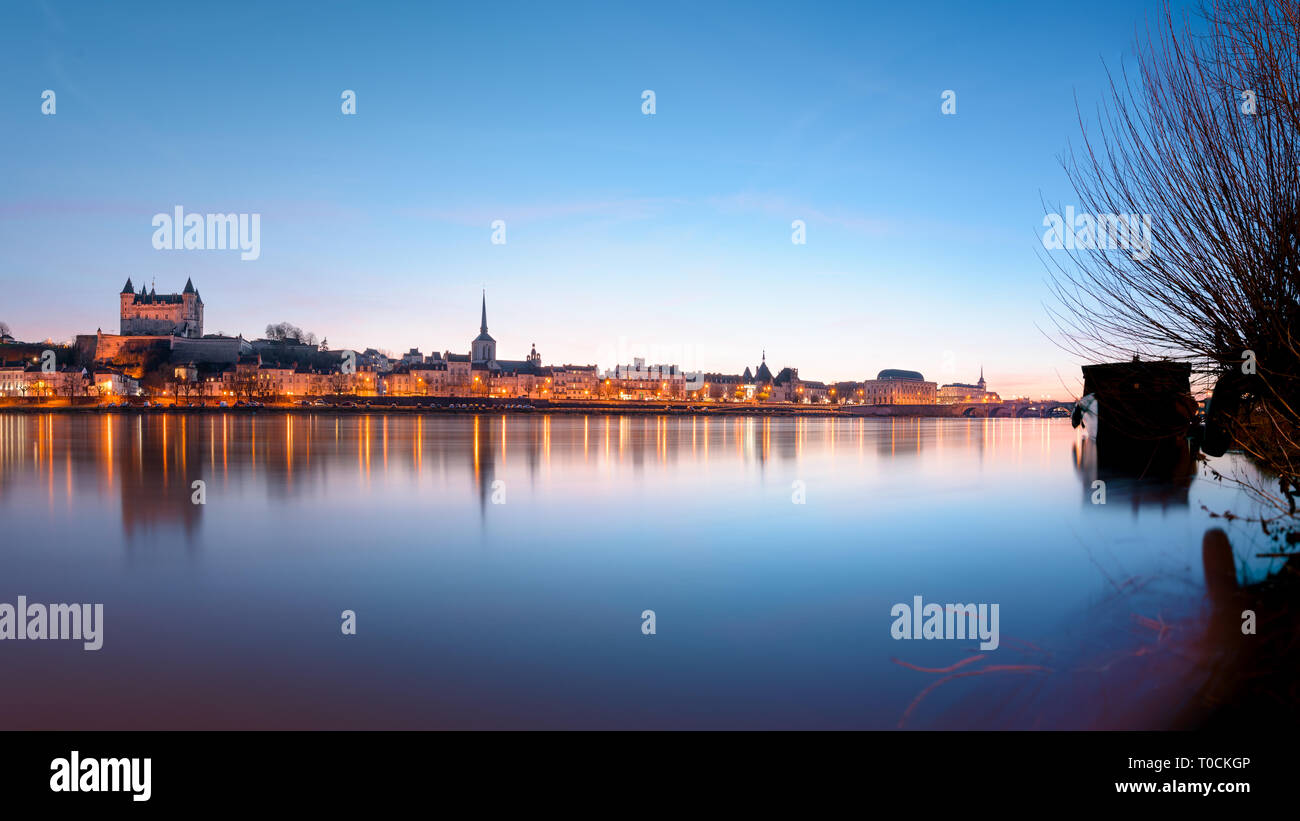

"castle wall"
[86,333,172,361]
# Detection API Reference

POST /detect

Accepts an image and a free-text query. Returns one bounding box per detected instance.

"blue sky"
[0,0,1193,397]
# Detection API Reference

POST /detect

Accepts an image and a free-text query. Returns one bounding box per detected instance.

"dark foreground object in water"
[1075,361,1197,477]
[1181,528,1300,728]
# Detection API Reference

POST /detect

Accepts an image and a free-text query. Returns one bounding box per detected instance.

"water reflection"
[0,412,1284,729]
[1072,436,1194,511]
[0,413,1052,548]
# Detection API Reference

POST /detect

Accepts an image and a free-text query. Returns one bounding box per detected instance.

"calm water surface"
[0,412,1279,728]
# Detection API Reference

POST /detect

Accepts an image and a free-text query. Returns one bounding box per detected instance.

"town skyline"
[3,278,1036,400]
[0,0,1173,400]
[2,276,1025,407]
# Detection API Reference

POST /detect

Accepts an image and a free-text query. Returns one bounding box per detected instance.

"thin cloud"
[706,192,900,237]
[401,197,682,227]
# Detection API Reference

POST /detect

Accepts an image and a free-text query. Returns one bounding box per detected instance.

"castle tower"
[180,277,204,338]
[118,278,136,334]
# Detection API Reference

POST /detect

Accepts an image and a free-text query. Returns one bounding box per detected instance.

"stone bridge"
[950,400,1075,418]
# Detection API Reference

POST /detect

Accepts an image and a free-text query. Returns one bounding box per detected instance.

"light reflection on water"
[0,412,1280,728]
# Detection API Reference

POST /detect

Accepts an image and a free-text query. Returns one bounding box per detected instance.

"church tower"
[471,291,497,364]
[977,366,986,391]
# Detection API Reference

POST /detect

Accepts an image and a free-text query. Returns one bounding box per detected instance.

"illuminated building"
[604,358,686,399]
[862,369,938,405]
[937,367,1000,403]
[550,365,599,398]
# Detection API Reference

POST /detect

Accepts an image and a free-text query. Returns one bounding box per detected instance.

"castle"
[119,277,203,338]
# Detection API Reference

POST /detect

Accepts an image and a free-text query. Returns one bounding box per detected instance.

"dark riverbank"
[0,400,847,417]
[0,399,1066,419]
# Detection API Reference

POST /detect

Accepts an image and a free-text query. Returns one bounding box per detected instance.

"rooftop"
[876,369,926,381]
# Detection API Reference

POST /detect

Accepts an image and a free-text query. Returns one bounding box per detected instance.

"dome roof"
[877,368,925,381]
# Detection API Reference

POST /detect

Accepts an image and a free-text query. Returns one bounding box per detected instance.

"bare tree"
[1046,0,1299,528]
[255,375,281,403]
[231,374,257,403]
[327,371,353,396]
[265,322,318,346]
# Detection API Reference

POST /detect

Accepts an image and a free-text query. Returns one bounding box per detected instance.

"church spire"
[755,350,774,384]
[471,290,497,364]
